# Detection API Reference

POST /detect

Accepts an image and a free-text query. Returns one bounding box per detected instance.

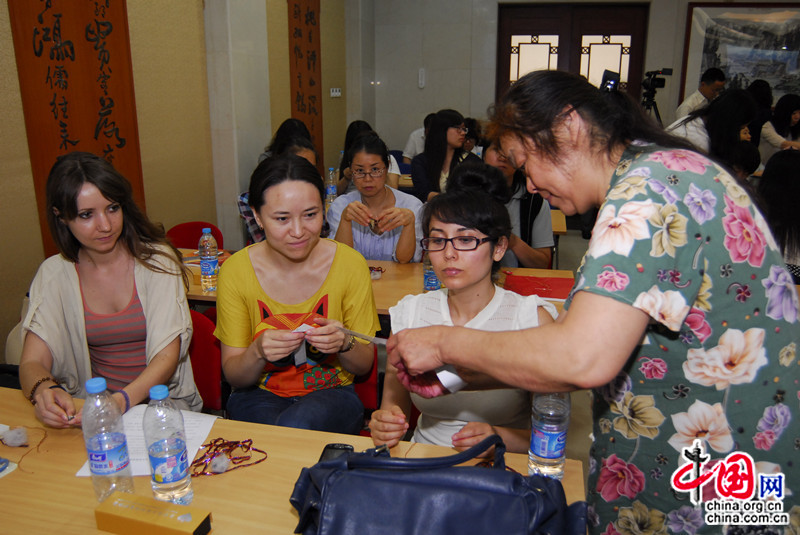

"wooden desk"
[551,209,567,235]
[0,387,584,533]
[186,259,574,314]
[398,173,413,190]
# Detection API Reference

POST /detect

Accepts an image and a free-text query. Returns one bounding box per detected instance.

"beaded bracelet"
[119,390,131,413]
[28,376,58,405]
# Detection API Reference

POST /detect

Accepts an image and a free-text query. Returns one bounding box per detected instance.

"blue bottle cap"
[85,377,107,394]
[149,385,169,400]
[202,228,211,234]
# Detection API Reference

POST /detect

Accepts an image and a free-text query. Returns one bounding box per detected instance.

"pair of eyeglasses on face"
[352,167,386,179]
[450,126,468,134]
[420,236,492,251]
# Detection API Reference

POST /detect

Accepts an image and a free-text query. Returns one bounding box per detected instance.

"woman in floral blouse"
[387,70,800,534]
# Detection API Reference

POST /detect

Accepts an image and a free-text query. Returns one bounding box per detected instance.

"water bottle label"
[423,269,440,291]
[200,257,219,277]
[87,433,130,475]
[530,428,567,459]
[148,438,190,484]
[325,184,337,196]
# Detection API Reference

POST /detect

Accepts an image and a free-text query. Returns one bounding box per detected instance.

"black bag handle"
[347,434,507,471]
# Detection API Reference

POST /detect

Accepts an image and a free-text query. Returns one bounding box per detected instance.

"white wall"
[205,0,270,250]
[357,0,795,151]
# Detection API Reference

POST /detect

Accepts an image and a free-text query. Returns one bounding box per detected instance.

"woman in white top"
[369,166,556,452]
[327,132,423,263]
[758,93,800,164]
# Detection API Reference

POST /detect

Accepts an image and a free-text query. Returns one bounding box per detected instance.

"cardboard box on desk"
[95,492,211,535]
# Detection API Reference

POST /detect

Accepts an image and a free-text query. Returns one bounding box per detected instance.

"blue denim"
[227,385,364,435]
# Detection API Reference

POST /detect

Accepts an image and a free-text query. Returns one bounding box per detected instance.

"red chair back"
[353,346,379,436]
[166,222,224,249]
[188,310,223,412]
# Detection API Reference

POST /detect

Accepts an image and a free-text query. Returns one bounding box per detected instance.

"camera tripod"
[641,89,663,126]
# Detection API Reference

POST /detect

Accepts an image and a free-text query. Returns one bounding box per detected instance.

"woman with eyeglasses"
[327,132,423,263]
[336,121,401,194]
[369,163,556,452]
[410,109,482,202]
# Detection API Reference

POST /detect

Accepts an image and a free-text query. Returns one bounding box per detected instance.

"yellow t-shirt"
[214,240,380,397]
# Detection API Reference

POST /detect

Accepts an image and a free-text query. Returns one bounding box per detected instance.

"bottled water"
[422,252,440,292]
[325,167,337,213]
[528,392,570,480]
[198,228,218,292]
[143,385,194,505]
[82,377,134,502]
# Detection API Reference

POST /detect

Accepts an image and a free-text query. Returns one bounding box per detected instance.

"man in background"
[675,67,726,118]
[402,113,435,164]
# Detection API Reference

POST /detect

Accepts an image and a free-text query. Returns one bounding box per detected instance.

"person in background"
[757,150,800,283]
[746,79,773,147]
[481,144,553,268]
[411,109,482,201]
[675,67,726,119]
[388,70,799,534]
[463,117,483,157]
[758,93,800,165]
[730,140,761,183]
[216,154,380,433]
[369,174,556,453]
[328,132,422,263]
[337,121,400,194]
[667,89,756,172]
[19,152,202,428]
[258,118,312,163]
[240,136,318,244]
[402,113,436,164]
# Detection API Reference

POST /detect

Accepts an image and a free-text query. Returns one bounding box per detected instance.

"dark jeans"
[227,384,364,435]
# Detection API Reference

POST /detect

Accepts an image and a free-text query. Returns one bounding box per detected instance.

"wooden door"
[497,4,649,100]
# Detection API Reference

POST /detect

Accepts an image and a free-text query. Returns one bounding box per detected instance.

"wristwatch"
[340,335,356,353]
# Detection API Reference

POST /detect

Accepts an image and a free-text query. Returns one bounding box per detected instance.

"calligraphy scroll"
[288,0,323,175]
[9,0,144,257]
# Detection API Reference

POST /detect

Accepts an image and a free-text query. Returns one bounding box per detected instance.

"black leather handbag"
[290,435,587,535]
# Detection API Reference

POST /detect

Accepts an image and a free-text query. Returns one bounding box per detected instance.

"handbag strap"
[348,435,507,470]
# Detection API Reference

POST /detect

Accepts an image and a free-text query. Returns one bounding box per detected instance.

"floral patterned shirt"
[566,142,800,534]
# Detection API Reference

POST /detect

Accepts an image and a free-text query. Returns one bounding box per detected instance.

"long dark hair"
[339,120,373,178]
[424,109,466,193]
[248,154,329,237]
[429,162,512,274]
[46,152,184,278]
[770,94,800,139]
[489,70,694,163]
[757,150,800,262]
[266,118,312,154]
[683,89,756,169]
[345,131,390,170]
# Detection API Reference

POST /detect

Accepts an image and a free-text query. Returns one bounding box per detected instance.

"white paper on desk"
[76,404,218,477]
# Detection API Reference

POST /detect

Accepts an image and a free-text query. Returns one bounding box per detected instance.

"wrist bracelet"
[49,384,67,392]
[119,389,131,413]
[28,376,58,405]
[340,335,357,353]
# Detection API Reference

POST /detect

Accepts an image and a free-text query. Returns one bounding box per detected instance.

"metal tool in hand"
[338,327,388,346]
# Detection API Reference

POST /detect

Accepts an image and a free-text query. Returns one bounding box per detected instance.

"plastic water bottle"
[528,392,570,480]
[325,167,337,212]
[143,385,194,505]
[198,228,218,292]
[82,377,134,502]
[422,252,441,292]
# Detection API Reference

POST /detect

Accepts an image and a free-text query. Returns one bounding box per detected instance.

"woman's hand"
[369,405,409,448]
[34,386,81,428]
[342,201,374,228]
[254,329,305,362]
[452,422,496,456]
[377,207,414,233]
[305,317,349,354]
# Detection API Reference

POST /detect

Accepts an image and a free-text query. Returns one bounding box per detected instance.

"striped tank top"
[83,283,147,392]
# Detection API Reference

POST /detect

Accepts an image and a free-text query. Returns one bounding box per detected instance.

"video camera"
[642,68,672,91]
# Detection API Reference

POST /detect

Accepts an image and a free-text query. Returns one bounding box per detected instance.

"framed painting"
[680,3,800,102]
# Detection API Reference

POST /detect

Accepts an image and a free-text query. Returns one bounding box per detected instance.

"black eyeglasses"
[352,167,386,179]
[420,236,492,251]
